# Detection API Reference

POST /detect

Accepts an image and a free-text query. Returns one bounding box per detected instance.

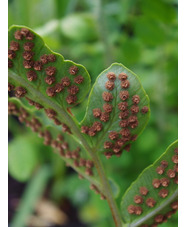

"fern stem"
[9,71,123,227]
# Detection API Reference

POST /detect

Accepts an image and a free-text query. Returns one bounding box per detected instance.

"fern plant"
[8,25,178,227]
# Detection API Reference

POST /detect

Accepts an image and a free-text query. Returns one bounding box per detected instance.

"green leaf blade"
[120,140,178,227]
[80,63,150,156]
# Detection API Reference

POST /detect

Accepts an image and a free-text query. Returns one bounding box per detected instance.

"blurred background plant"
[8,0,178,226]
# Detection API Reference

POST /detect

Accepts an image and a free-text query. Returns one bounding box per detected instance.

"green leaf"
[8,134,40,182]
[120,140,178,227]
[8,25,91,112]
[80,63,150,157]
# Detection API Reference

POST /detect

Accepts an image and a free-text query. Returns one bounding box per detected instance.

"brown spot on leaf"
[160,178,170,187]
[107,72,116,81]
[159,189,169,198]
[174,148,178,154]
[135,206,143,215]
[93,121,102,132]
[146,198,156,207]
[54,83,64,93]
[161,160,168,168]
[172,155,178,164]
[8,83,15,92]
[156,166,164,175]
[69,65,79,75]
[68,85,79,95]
[22,51,34,60]
[127,205,135,214]
[23,60,34,69]
[45,66,56,76]
[141,106,149,114]
[118,72,128,81]
[93,108,102,118]
[131,105,139,114]
[100,112,110,122]
[45,108,57,118]
[104,141,113,149]
[119,91,129,101]
[24,42,34,51]
[119,110,129,119]
[81,126,89,134]
[8,49,16,59]
[8,59,13,68]
[66,95,77,104]
[34,61,43,71]
[27,70,37,81]
[171,201,178,210]
[105,81,115,90]
[132,95,140,104]
[61,77,71,87]
[104,152,113,159]
[118,102,128,111]
[167,169,176,178]
[15,87,27,98]
[139,187,148,196]
[154,215,164,223]
[14,30,23,40]
[102,92,113,102]
[46,87,56,97]
[10,41,19,51]
[74,75,84,84]
[48,54,56,62]
[103,103,113,113]
[152,179,161,188]
[134,195,143,204]
[88,127,96,136]
[119,119,128,128]
[121,80,130,89]
[45,76,55,85]
[120,128,130,137]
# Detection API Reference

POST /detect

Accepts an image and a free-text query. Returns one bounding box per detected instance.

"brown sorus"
[120,90,129,101]
[57,134,64,141]
[71,151,80,159]
[10,41,19,51]
[51,140,59,148]
[135,206,143,215]
[166,211,174,219]
[174,148,178,154]
[45,66,56,76]
[124,144,131,152]
[88,127,96,136]
[107,72,116,81]
[65,151,72,159]
[132,95,140,104]
[78,174,84,180]
[74,75,84,84]
[8,49,16,59]
[34,103,43,110]
[23,60,34,69]
[128,115,138,123]
[134,195,143,204]
[86,160,94,168]
[161,160,168,168]
[24,30,34,40]
[27,70,37,81]
[69,65,79,75]
[8,83,14,92]
[174,164,178,173]
[141,106,149,114]
[15,87,27,98]
[131,135,138,141]
[20,28,30,36]
[139,187,148,196]
[156,166,164,175]
[104,141,113,149]
[171,201,178,210]
[102,92,113,102]
[68,85,79,95]
[131,105,139,114]
[167,169,176,178]
[172,155,178,164]
[130,121,139,129]
[140,225,148,227]
[116,139,124,147]
[40,54,48,64]
[79,158,86,167]
[127,205,135,214]
[103,103,113,113]
[81,126,89,134]
[34,61,43,71]
[118,72,128,81]
[160,178,170,187]
[105,81,115,91]
[61,77,71,87]
[48,54,56,62]
[100,112,110,122]
[45,108,56,118]
[121,80,130,89]
[74,160,79,167]
[54,121,61,129]
[154,215,164,223]
[146,198,156,207]
[14,30,23,40]
[113,145,121,153]
[54,83,64,93]
[46,87,56,97]
[119,119,128,128]
[45,76,55,85]
[61,141,69,149]
[119,110,129,119]
[104,152,113,159]
[8,59,13,68]
[62,124,71,134]
[66,95,77,104]
[93,121,102,132]
[85,168,93,176]
[100,194,106,200]
[152,179,161,188]
[120,128,130,137]
[22,51,34,60]
[118,102,128,111]
[93,108,102,118]
[24,42,34,51]
[109,131,118,140]
[159,189,169,198]
[151,224,158,227]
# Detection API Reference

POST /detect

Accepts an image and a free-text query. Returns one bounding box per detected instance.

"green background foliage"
[8,0,178,226]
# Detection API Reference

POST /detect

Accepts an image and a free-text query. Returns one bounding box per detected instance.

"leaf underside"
[120,141,178,227]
